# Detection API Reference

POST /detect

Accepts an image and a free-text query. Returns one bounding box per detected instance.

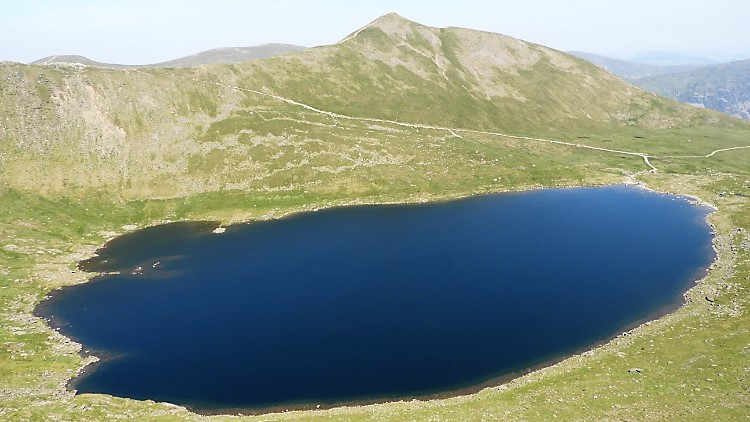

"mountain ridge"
[251,13,717,132]
[4,12,744,197]
[30,43,306,68]
[567,51,702,79]
[1,13,749,421]
[633,58,750,120]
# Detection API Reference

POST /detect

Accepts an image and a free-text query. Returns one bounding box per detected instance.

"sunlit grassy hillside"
[0,13,749,421]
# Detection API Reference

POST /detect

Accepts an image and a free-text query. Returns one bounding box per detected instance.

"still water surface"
[37,186,714,412]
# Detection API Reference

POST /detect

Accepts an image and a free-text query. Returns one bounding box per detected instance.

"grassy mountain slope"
[30,44,306,68]
[4,14,744,198]
[243,15,720,132]
[1,12,750,421]
[568,51,701,79]
[633,59,750,121]
[152,44,307,67]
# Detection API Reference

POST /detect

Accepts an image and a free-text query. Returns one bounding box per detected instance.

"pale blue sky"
[2,0,749,64]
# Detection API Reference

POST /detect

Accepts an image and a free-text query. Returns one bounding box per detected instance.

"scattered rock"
[628,368,643,373]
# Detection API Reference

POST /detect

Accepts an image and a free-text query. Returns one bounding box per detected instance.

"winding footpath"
[212,81,748,174]
[662,145,750,159]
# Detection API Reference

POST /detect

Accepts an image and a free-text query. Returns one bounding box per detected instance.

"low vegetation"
[1,13,749,421]
[30,44,306,69]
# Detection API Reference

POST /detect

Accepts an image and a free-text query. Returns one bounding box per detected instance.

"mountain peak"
[338,13,422,44]
[369,12,411,25]
[365,12,423,32]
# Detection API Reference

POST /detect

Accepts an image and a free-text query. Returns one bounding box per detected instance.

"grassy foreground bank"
[1,147,748,420]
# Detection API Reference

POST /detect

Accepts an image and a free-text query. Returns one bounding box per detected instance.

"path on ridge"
[212,81,750,175]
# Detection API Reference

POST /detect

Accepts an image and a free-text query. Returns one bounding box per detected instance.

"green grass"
[1,129,747,420]
[1,14,750,420]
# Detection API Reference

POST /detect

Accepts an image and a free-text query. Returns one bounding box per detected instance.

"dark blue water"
[37,186,714,412]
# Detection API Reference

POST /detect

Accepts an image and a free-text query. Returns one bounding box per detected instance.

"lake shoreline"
[30,180,724,417]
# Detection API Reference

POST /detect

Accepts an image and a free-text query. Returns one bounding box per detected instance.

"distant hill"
[629,51,718,66]
[571,51,750,121]
[31,44,306,68]
[152,44,307,67]
[568,51,701,79]
[31,54,124,68]
[632,59,750,121]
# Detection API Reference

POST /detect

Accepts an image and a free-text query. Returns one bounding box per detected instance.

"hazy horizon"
[3,0,749,65]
